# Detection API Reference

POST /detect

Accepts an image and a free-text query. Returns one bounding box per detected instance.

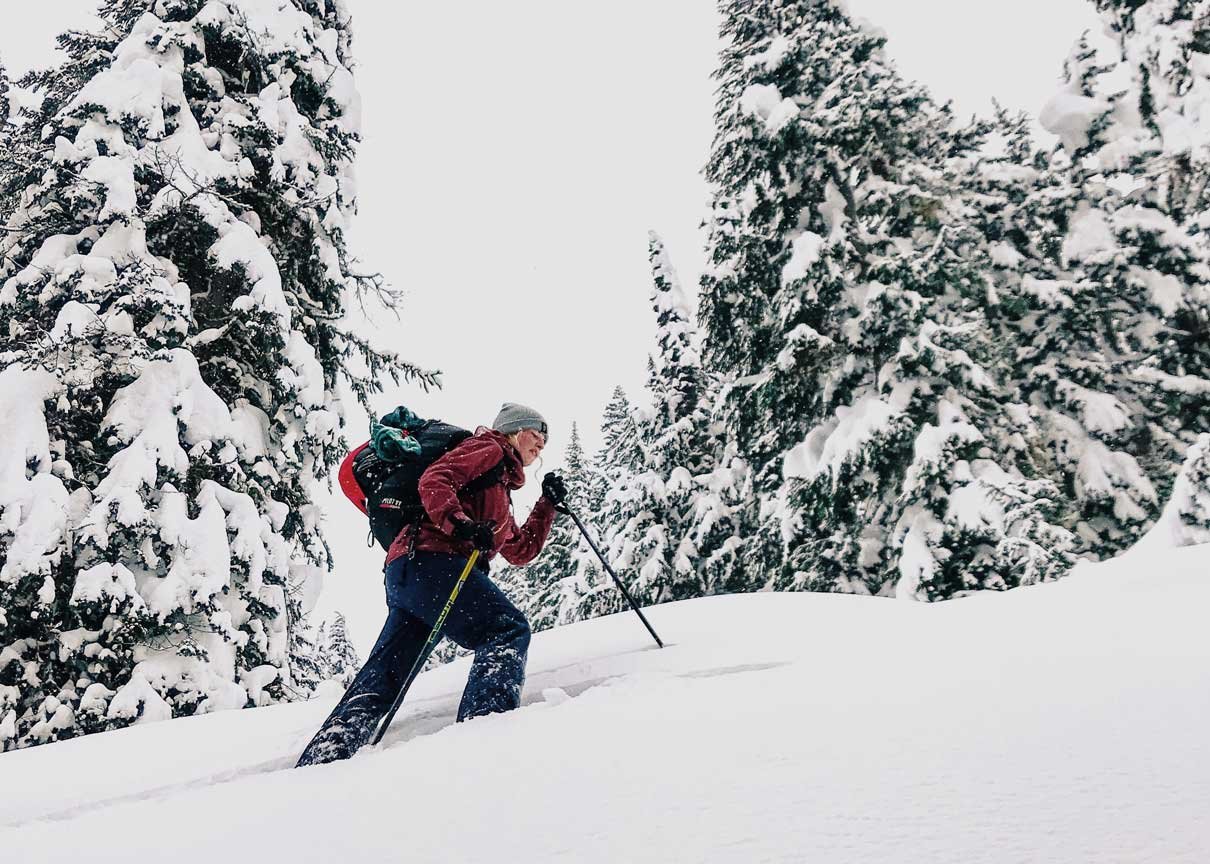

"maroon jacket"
[385,427,556,567]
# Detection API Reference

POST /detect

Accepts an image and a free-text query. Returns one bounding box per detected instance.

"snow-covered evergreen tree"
[981,3,1210,558]
[0,1,428,750]
[1,6,138,229]
[320,612,359,687]
[695,0,1075,601]
[515,423,593,631]
[590,386,645,511]
[572,387,645,618]
[0,60,17,226]
[0,59,10,131]
[288,618,325,696]
[1134,433,1210,549]
[599,234,711,606]
[646,232,704,428]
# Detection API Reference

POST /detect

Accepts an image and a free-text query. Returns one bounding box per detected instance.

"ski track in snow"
[2,548,1209,863]
[0,646,669,829]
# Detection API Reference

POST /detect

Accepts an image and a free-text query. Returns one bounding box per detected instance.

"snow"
[1134,434,1210,551]
[81,350,238,549]
[229,401,271,460]
[213,220,291,320]
[774,323,830,373]
[0,367,69,588]
[0,232,84,300]
[1020,275,1074,309]
[894,509,940,599]
[1061,200,1115,266]
[819,179,848,245]
[106,671,174,725]
[987,241,1023,269]
[1076,439,1157,522]
[1057,379,1132,436]
[1039,90,1109,153]
[1038,26,1120,154]
[70,54,168,138]
[1132,366,1210,396]
[80,155,138,222]
[739,82,799,133]
[70,563,146,610]
[785,394,904,482]
[1119,2,1210,160]
[743,35,791,72]
[781,230,824,283]
[901,398,982,492]
[1,544,1208,862]
[1130,265,1184,316]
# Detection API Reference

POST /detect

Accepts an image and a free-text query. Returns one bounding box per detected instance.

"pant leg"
[391,552,532,723]
[296,602,431,767]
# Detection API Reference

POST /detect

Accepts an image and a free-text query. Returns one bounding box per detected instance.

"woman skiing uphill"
[297,403,568,767]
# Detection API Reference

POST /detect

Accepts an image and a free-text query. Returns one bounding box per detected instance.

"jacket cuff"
[443,512,467,536]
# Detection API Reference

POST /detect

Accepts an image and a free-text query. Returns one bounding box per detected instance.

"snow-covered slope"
[2,547,1208,863]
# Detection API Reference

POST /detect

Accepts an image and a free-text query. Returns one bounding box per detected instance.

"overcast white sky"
[2,0,1099,650]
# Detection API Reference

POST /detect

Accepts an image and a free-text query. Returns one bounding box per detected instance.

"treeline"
[499,0,1210,630]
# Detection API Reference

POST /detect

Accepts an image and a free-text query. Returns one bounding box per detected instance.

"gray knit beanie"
[492,402,549,439]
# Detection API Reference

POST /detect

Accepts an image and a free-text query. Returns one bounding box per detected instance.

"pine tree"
[688,380,755,597]
[647,232,703,428]
[0,60,11,221]
[0,1,429,750]
[1135,433,1210,548]
[989,3,1210,558]
[518,423,593,631]
[572,387,646,618]
[0,59,10,130]
[1,3,141,231]
[287,618,325,696]
[696,0,1075,601]
[601,234,710,606]
[321,612,359,687]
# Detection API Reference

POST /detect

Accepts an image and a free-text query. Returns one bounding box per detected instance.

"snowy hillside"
[3,545,1207,863]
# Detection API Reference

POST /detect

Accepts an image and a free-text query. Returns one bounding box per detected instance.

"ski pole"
[562,505,664,649]
[370,548,480,747]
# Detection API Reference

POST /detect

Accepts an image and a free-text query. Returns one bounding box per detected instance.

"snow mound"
[2,545,1207,862]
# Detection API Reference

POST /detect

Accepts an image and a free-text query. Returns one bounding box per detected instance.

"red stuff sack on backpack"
[338,442,370,515]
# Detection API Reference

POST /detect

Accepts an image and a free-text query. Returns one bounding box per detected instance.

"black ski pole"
[562,505,664,649]
[370,548,480,747]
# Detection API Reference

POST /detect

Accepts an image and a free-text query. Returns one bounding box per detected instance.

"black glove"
[452,517,496,553]
[542,472,569,513]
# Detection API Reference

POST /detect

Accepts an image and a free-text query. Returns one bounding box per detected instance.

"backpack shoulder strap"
[460,457,507,496]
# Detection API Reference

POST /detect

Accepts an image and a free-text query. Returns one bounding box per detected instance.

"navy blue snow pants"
[296,551,531,767]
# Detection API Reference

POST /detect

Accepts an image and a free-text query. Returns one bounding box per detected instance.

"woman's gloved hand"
[542,472,569,513]
[452,516,496,553]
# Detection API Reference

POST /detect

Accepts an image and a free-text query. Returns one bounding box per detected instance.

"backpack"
[338,413,505,550]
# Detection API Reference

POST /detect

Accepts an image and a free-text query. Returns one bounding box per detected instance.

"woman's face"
[513,428,546,467]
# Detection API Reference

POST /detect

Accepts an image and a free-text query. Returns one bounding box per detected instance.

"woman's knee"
[511,614,532,651]
[482,609,530,653]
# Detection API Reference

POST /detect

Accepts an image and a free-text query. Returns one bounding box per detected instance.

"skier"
[297,403,568,766]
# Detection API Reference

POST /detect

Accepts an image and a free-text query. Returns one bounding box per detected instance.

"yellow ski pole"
[370,548,480,746]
